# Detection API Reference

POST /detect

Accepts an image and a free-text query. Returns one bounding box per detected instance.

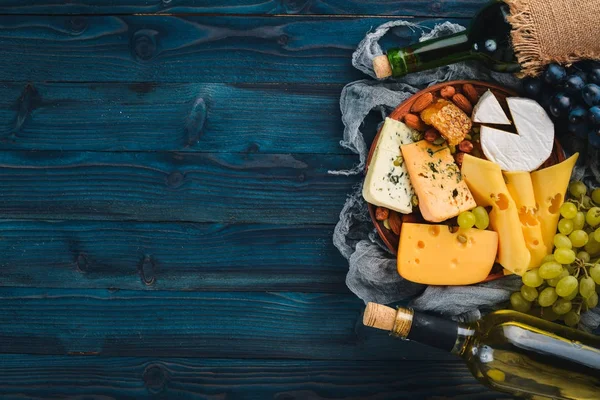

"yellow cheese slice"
[503,170,548,269]
[461,154,531,275]
[397,223,498,285]
[531,153,579,252]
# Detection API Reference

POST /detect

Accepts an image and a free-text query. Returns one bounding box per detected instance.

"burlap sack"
[507,0,600,76]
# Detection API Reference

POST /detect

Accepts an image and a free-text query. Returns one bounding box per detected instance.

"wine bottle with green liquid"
[364,303,600,399]
[374,1,520,78]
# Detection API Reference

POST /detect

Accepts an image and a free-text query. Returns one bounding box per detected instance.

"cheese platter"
[364,80,567,284]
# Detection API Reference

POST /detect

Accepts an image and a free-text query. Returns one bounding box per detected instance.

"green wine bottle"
[374,1,520,78]
[364,303,600,399]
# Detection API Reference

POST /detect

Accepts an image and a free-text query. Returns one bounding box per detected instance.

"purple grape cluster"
[522,61,600,150]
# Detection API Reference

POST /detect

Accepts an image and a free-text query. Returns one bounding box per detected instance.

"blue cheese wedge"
[362,118,418,214]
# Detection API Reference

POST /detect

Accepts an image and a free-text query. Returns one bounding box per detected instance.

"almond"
[410,92,434,113]
[424,128,439,143]
[462,84,479,103]
[375,207,389,221]
[452,93,473,114]
[440,86,455,99]
[454,152,465,166]
[458,140,474,153]
[388,211,402,235]
[403,113,426,131]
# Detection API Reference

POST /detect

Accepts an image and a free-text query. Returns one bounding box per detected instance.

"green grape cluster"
[510,183,600,329]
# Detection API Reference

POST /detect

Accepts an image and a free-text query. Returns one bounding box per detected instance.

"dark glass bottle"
[374,1,520,78]
[364,303,600,399]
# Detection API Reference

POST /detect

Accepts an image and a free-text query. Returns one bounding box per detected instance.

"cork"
[373,55,392,79]
[363,302,396,331]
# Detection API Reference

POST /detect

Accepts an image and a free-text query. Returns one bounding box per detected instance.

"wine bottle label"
[407,312,459,352]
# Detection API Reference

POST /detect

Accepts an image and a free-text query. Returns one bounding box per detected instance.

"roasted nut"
[462,84,479,103]
[375,207,389,221]
[440,86,456,99]
[424,128,439,143]
[454,152,465,166]
[404,113,427,131]
[459,140,474,153]
[410,92,434,113]
[452,93,473,114]
[402,214,419,223]
[389,211,402,235]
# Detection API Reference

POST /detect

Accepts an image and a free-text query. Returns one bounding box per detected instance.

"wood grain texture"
[0,288,454,361]
[0,16,466,83]
[0,356,511,400]
[1,82,347,153]
[0,0,487,17]
[0,151,358,223]
[0,220,348,292]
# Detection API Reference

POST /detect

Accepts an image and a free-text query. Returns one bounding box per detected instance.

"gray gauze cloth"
[332,21,600,331]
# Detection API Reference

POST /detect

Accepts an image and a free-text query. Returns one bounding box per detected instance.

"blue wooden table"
[0,1,514,398]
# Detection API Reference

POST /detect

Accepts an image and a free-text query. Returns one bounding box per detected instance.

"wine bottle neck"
[391,307,462,353]
[386,31,473,77]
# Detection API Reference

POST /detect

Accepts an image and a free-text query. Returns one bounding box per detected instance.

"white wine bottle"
[373,1,519,78]
[364,303,600,399]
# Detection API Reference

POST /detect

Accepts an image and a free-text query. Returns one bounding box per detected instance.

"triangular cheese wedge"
[472,90,511,125]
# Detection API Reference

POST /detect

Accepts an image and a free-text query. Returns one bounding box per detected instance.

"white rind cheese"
[480,97,554,172]
[362,118,417,214]
[472,90,511,125]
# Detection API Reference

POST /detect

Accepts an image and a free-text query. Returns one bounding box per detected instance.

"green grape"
[577,251,591,263]
[583,196,594,209]
[510,292,532,313]
[552,298,572,315]
[564,310,580,327]
[553,233,572,249]
[472,206,490,230]
[538,261,563,279]
[540,307,559,322]
[553,248,576,264]
[547,268,569,287]
[457,211,476,229]
[595,227,600,242]
[590,264,600,285]
[592,188,600,205]
[580,276,596,299]
[564,289,579,301]
[585,236,600,256]
[558,219,574,235]
[556,276,578,297]
[569,230,589,248]
[520,285,538,302]
[587,207,600,227]
[569,181,587,198]
[522,269,544,288]
[573,212,586,231]
[538,287,558,307]
[541,254,556,264]
[560,202,578,219]
[586,292,599,309]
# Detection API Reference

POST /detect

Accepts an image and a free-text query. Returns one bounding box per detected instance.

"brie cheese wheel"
[480,97,554,172]
[362,118,417,214]
[472,90,511,125]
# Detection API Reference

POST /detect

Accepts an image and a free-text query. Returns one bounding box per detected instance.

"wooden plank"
[0,220,348,292]
[1,82,348,153]
[0,356,510,400]
[0,151,358,223]
[0,16,466,83]
[0,288,455,361]
[0,0,486,17]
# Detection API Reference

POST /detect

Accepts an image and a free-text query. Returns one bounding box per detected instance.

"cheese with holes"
[504,170,548,269]
[531,153,579,252]
[363,118,419,213]
[401,140,476,222]
[461,154,530,275]
[398,223,498,285]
